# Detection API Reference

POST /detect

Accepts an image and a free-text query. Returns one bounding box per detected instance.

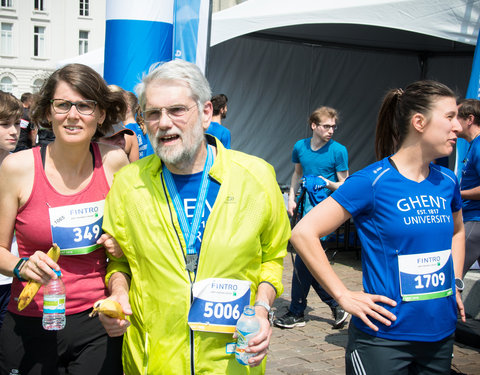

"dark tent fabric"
[207,33,474,184]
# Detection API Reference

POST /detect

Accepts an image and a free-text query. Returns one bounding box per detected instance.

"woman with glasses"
[291,81,466,374]
[0,63,128,374]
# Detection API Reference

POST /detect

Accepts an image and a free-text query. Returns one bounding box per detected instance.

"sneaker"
[332,306,349,329]
[273,311,306,328]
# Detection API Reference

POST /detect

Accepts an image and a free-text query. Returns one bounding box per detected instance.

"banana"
[89,299,125,320]
[17,243,61,312]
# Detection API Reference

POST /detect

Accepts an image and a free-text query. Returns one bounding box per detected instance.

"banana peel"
[17,243,61,311]
[89,299,125,320]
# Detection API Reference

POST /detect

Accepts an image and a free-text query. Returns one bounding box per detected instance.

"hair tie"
[394,88,404,97]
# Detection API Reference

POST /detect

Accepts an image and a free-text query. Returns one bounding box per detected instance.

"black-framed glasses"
[142,104,198,124]
[50,99,97,115]
[317,123,337,131]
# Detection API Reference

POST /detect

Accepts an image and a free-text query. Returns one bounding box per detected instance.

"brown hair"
[457,98,480,125]
[375,80,455,160]
[309,106,338,125]
[0,91,22,122]
[124,91,146,135]
[211,94,228,116]
[30,64,126,139]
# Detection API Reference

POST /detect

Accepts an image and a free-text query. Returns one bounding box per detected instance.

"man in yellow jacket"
[99,59,290,374]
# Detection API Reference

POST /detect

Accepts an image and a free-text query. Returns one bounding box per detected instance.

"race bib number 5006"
[49,200,104,255]
[188,278,251,333]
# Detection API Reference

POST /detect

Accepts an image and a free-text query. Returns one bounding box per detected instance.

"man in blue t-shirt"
[206,94,231,149]
[274,106,349,329]
[457,99,480,277]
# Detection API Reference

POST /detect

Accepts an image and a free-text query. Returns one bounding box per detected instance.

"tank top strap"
[91,142,101,169]
[32,145,44,177]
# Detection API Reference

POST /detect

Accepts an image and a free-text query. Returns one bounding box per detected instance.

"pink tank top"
[9,143,110,317]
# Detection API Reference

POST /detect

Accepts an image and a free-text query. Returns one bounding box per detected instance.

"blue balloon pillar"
[104,0,174,93]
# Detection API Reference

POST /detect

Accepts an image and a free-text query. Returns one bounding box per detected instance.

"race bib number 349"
[188,278,251,333]
[49,200,104,255]
[398,249,453,302]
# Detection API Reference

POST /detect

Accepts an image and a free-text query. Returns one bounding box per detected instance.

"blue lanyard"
[163,145,214,271]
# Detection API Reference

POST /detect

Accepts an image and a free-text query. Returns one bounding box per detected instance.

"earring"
[98,123,103,128]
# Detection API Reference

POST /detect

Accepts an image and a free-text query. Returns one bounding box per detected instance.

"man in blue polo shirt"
[275,106,349,329]
[206,94,231,149]
[457,99,480,277]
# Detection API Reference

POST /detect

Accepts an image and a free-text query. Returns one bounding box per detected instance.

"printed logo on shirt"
[396,195,451,225]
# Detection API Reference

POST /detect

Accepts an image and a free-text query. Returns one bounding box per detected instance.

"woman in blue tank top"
[291,81,466,375]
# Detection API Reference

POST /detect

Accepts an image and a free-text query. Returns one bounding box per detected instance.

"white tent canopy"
[206,0,480,184]
[56,47,104,76]
[211,0,480,47]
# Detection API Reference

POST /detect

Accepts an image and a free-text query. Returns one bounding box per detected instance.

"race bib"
[49,200,104,255]
[188,278,251,333]
[398,249,453,301]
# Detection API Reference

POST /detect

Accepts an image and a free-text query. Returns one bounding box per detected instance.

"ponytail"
[375,81,455,160]
[375,89,404,160]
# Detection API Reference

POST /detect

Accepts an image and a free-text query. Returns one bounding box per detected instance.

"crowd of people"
[0,59,476,375]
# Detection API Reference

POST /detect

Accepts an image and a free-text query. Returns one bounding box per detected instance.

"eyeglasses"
[317,123,337,131]
[142,104,198,124]
[50,99,97,115]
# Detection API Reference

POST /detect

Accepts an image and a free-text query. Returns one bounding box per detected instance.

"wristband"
[254,300,274,325]
[13,257,29,281]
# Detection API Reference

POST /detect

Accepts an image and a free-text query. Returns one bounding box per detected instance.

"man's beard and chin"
[150,119,205,168]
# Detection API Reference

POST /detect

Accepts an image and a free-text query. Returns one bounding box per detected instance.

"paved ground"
[265,249,480,374]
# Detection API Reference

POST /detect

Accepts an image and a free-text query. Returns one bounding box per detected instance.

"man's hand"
[302,175,326,192]
[287,199,297,217]
[243,313,272,367]
[97,233,124,258]
[98,292,132,337]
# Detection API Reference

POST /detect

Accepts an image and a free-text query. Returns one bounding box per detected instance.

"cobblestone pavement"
[265,249,480,374]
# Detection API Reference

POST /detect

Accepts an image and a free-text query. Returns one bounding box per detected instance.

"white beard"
[150,118,205,169]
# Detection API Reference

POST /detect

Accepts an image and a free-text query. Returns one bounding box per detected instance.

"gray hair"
[135,59,212,112]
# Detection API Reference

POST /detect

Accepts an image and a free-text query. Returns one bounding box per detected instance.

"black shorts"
[0,309,123,375]
[345,322,454,375]
[0,284,10,330]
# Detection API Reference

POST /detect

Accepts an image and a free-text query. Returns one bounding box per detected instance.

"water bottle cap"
[53,269,62,277]
[243,305,255,316]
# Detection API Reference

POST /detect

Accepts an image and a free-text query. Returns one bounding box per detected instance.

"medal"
[186,253,199,272]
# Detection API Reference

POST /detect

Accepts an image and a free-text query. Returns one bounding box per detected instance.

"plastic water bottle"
[235,305,260,365]
[42,269,66,330]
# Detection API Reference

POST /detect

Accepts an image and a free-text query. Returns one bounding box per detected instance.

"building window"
[0,76,13,92]
[1,23,13,56]
[33,25,45,57]
[1,0,13,8]
[79,0,89,16]
[78,30,88,55]
[34,0,45,11]
[32,78,44,92]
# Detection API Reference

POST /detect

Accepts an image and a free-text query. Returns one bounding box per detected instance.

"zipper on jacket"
[161,172,196,374]
[143,332,149,375]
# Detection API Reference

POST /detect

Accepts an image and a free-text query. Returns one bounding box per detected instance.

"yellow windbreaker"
[103,138,290,374]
